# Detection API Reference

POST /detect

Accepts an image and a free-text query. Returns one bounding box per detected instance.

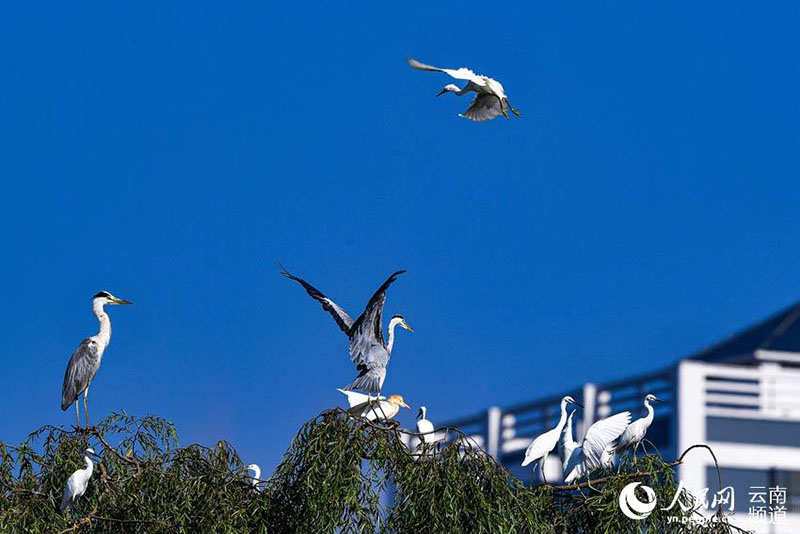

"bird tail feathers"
[60,492,71,513]
[344,374,380,395]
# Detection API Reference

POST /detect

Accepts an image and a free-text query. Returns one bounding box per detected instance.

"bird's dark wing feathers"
[281,269,354,334]
[461,93,503,121]
[349,270,406,349]
[61,338,101,410]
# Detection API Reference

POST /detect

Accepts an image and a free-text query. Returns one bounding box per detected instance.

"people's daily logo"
[619,482,657,520]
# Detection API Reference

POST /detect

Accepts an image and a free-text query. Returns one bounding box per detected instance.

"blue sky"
[1,3,798,471]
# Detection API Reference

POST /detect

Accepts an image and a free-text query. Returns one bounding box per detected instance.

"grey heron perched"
[521,396,582,483]
[339,389,410,421]
[282,269,412,395]
[615,394,663,456]
[60,447,100,513]
[61,291,132,429]
[563,411,631,484]
[407,57,522,121]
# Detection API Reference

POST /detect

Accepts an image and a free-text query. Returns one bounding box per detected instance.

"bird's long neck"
[643,399,654,425]
[555,402,569,433]
[251,466,261,480]
[564,414,575,445]
[387,321,399,354]
[93,299,111,347]
[83,456,94,477]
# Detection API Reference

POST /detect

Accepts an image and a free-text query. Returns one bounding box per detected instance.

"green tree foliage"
[0,410,745,533]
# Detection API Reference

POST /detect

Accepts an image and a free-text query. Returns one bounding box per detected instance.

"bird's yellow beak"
[402,321,414,332]
[113,298,133,305]
[400,400,410,409]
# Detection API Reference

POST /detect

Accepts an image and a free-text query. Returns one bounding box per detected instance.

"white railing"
[701,362,800,420]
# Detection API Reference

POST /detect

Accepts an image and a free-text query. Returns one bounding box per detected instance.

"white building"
[444,301,800,533]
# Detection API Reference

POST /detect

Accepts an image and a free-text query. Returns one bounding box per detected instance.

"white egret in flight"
[282,269,412,395]
[521,396,582,483]
[407,57,522,121]
[616,394,663,456]
[338,389,410,421]
[60,447,100,513]
[416,406,435,444]
[563,411,632,484]
[61,291,133,429]
[245,464,261,488]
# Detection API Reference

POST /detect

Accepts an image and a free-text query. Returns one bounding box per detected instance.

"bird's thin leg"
[641,441,649,456]
[616,451,625,473]
[540,456,548,485]
[508,100,522,117]
[75,400,81,430]
[587,472,599,492]
[377,400,389,422]
[499,97,510,119]
[83,388,90,429]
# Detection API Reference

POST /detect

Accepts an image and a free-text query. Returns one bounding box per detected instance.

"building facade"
[443,302,800,533]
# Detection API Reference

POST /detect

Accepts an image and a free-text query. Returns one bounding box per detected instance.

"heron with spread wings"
[282,269,413,394]
[407,57,522,121]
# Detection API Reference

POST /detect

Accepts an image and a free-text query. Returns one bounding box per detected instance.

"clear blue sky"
[1,3,798,471]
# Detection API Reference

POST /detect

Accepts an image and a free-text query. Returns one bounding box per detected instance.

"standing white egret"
[282,269,412,395]
[407,57,522,121]
[416,406,435,444]
[616,394,663,456]
[521,396,582,483]
[339,389,410,421]
[61,291,133,429]
[245,464,261,488]
[558,409,577,467]
[563,411,632,484]
[60,447,100,513]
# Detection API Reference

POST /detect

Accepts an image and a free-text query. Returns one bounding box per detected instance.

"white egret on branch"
[60,447,100,513]
[416,406,435,444]
[339,389,410,421]
[282,269,412,395]
[563,411,632,484]
[61,291,133,429]
[558,409,577,467]
[521,396,582,483]
[245,464,261,488]
[407,57,522,121]
[616,394,663,456]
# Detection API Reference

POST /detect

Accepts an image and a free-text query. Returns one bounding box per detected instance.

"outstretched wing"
[61,339,101,410]
[337,388,383,408]
[582,411,631,470]
[461,93,503,122]
[281,268,354,334]
[349,270,405,355]
[407,57,486,87]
